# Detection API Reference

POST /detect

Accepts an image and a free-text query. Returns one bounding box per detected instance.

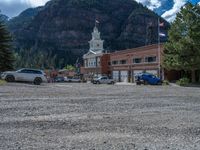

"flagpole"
[158,18,161,79]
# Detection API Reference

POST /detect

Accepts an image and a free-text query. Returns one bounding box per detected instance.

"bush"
[176,77,190,86]
[162,80,169,85]
[0,80,6,86]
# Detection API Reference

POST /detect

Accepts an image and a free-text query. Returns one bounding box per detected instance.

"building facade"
[82,25,110,77]
[110,44,164,82]
[82,29,179,82]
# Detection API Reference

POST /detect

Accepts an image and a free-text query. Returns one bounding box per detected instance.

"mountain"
[0,14,9,23]
[8,0,169,68]
[7,7,43,36]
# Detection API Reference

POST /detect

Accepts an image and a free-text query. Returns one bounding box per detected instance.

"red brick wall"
[100,54,111,75]
[110,44,163,71]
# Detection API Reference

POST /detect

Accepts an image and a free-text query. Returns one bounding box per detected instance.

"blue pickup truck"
[135,73,162,85]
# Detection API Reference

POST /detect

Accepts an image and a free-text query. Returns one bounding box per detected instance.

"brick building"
[110,44,164,82]
[82,27,180,82]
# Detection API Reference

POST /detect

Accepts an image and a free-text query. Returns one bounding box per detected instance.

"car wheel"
[34,77,42,85]
[136,81,141,85]
[5,75,15,82]
[157,81,162,85]
[111,81,114,85]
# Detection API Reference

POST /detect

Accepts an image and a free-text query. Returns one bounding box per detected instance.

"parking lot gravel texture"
[0,83,200,150]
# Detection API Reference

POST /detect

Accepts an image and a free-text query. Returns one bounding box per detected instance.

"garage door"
[120,71,128,82]
[112,71,119,82]
[146,70,158,76]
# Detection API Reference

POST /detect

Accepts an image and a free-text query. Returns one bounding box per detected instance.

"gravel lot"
[0,83,200,150]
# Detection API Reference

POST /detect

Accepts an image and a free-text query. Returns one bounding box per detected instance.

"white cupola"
[89,25,104,53]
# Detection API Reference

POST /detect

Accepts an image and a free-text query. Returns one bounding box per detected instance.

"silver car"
[93,76,115,84]
[1,68,47,85]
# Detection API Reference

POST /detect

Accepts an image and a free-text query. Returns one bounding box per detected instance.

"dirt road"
[0,83,200,150]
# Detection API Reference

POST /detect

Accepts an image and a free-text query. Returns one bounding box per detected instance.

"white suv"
[1,68,47,85]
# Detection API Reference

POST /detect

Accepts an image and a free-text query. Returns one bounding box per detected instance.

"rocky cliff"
[8,0,169,68]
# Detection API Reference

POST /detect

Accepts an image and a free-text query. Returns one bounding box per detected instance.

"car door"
[15,69,28,81]
[101,77,107,84]
[27,69,37,82]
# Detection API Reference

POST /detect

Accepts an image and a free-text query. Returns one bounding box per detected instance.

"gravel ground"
[0,83,200,150]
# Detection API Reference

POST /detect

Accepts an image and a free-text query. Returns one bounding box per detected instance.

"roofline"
[19,68,43,71]
[110,43,164,56]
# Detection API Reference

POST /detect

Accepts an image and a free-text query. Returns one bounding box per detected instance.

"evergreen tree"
[163,3,200,82]
[0,20,14,71]
[15,48,57,69]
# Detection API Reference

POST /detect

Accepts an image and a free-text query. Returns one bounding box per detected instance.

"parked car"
[0,72,2,79]
[135,72,162,85]
[64,77,81,83]
[1,68,47,85]
[54,76,65,82]
[91,75,102,83]
[93,76,115,84]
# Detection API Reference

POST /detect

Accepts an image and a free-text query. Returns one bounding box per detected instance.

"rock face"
[8,0,169,67]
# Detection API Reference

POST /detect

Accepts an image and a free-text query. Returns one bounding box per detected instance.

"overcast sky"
[0,0,199,21]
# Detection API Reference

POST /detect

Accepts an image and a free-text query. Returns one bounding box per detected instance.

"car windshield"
[16,69,23,73]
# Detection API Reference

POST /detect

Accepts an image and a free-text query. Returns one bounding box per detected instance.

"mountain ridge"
[7,0,169,68]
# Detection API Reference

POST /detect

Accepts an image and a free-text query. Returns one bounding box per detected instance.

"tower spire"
[89,21,104,53]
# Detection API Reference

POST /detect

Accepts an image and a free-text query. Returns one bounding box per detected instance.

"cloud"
[0,1,29,18]
[135,0,162,10]
[161,0,187,22]
[23,0,50,7]
[0,0,50,18]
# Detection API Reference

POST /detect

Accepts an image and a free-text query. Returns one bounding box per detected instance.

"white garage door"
[120,71,128,82]
[112,71,119,82]
[146,70,158,76]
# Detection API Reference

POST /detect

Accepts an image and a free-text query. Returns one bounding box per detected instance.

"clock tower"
[89,25,104,53]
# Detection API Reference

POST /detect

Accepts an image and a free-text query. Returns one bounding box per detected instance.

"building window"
[133,58,142,64]
[112,60,118,65]
[120,60,127,64]
[145,56,157,63]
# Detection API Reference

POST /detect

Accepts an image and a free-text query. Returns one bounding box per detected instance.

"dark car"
[135,73,162,85]
[54,76,64,82]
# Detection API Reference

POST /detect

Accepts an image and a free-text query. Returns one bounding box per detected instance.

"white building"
[83,25,110,76]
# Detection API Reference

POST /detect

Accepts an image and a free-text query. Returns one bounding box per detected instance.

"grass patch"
[176,77,190,86]
[0,80,6,86]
